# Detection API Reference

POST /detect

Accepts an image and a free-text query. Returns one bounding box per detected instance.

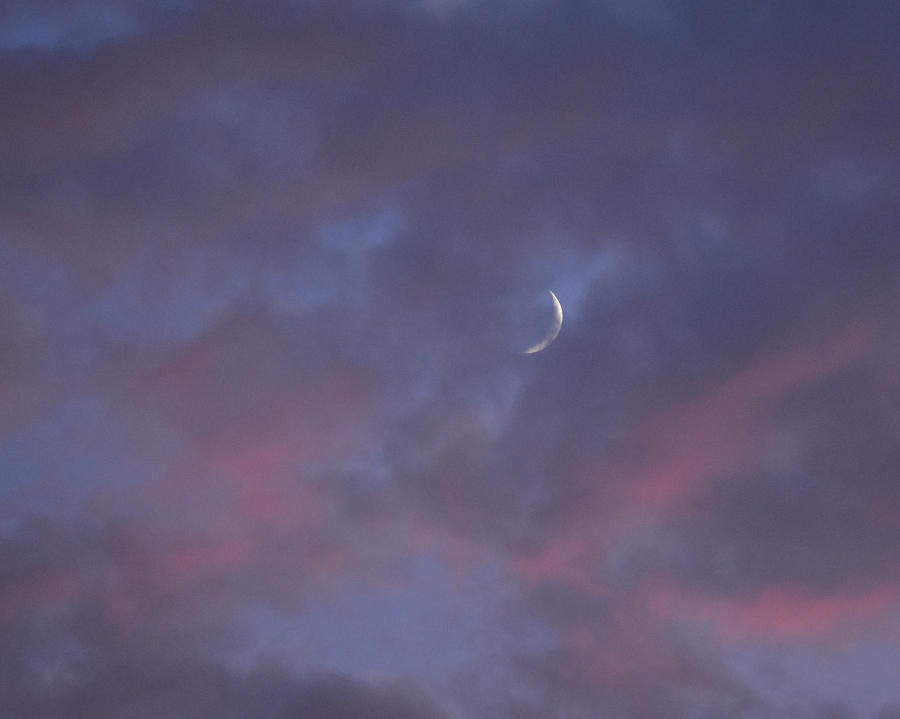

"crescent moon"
[523,290,563,354]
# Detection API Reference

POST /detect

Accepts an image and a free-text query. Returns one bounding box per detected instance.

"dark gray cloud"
[4,642,449,719]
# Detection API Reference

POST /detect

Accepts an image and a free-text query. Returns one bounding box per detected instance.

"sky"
[2,1,900,717]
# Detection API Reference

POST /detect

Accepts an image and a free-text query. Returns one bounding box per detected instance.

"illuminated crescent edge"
[523,290,563,354]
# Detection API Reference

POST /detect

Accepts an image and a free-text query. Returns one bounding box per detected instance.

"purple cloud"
[3,1,900,717]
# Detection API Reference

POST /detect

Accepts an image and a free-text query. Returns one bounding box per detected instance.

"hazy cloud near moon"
[2,1,900,718]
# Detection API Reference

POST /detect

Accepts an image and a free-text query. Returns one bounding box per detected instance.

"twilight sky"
[3,1,900,717]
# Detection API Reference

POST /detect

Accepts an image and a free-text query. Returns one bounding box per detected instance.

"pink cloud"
[0,567,78,623]
[118,379,374,594]
[650,582,900,641]
[509,316,880,596]
[89,346,384,606]
[513,533,609,595]
[155,537,255,586]
[580,315,880,522]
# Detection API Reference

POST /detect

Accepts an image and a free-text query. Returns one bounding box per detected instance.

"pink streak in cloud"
[155,538,255,587]
[513,533,609,596]
[650,582,900,641]
[508,316,880,603]
[620,315,878,515]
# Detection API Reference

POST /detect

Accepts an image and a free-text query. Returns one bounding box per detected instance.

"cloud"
[510,582,766,719]
[3,641,450,719]
[650,583,900,642]
[3,2,900,718]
